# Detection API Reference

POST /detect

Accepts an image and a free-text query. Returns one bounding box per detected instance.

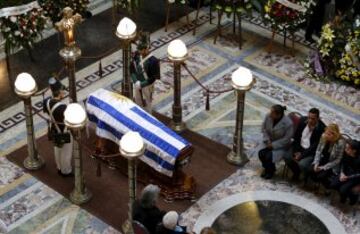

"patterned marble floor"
[0,6,359,234]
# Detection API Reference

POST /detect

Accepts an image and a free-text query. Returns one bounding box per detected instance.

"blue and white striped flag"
[86,88,190,177]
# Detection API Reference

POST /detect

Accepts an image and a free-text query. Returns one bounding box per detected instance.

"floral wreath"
[264,0,315,32]
[0,7,47,53]
[214,0,253,17]
[305,17,360,86]
[39,0,89,24]
[336,19,360,85]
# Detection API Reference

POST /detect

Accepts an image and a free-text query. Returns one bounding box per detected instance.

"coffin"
[86,89,196,201]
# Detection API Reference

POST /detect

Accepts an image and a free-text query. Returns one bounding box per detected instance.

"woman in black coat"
[330,140,360,205]
[133,184,166,234]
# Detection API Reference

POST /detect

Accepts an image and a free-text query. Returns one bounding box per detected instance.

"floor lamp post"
[167,39,188,132]
[64,103,92,205]
[120,131,145,234]
[116,17,137,99]
[56,7,82,103]
[14,73,45,170]
[227,67,254,166]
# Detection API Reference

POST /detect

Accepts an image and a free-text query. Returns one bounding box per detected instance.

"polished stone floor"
[212,201,329,234]
[0,1,359,233]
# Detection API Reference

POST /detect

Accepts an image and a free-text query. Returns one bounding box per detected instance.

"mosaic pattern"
[0,158,24,188]
[212,201,329,234]
[246,49,360,115]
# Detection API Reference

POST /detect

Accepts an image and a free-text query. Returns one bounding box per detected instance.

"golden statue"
[55,7,82,47]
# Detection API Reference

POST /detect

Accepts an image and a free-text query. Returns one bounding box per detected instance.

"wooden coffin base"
[92,138,196,203]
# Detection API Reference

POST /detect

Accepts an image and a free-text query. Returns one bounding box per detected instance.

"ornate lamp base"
[169,121,186,133]
[23,156,45,170]
[59,46,81,61]
[122,219,134,234]
[69,188,92,205]
[227,151,249,166]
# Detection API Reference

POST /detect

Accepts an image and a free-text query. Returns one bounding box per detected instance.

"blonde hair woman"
[310,123,346,188]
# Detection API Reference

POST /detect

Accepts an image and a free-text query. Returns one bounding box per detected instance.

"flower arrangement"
[214,0,253,17]
[264,0,315,32]
[117,0,140,12]
[0,6,47,53]
[39,0,89,24]
[306,16,360,86]
[336,20,360,85]
[168,0,186,4]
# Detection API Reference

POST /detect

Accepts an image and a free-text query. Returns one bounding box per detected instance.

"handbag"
[47,100,71,146]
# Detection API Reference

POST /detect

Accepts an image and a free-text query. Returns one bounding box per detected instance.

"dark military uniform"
[130,51,160,112]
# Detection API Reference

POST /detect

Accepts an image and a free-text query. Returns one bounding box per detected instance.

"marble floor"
[0,4,359,234]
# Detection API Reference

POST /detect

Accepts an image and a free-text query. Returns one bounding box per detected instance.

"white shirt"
[301,125,313,149]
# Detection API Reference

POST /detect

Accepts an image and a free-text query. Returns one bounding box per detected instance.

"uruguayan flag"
[86,88,190,177]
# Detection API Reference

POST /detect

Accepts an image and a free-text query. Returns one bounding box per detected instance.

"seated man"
[330,140,360,205]
[284,108,326,181]
[258,105,294,179]
[133,184,166,234]
[309,124,346,188]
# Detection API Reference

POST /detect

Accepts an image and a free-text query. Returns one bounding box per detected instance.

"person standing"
[284,108,326,181]
[330,140,360,205]
[43,78,73,177]
[130,33,160,113]
[305,0,331,43]
[258,105,294,179]
[309,123,345,188]
[335,0,354,15]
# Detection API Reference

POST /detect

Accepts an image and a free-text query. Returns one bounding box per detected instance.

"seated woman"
[309,124,346,188]
[330,140,360,205]
[258,105,293,179]
[156,211,189,234]
[133,184,166,234]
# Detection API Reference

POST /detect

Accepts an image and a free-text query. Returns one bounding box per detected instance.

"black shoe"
[291,173,300,182]
[59,171,74,177]
[261,170,267,178]
[305,35,315,44]
[264,173,274,180]
[349,198,358,206]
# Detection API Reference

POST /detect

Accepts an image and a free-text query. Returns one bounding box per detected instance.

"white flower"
[168,0,175,3]
[10,16,17,23]
[356,19,360,27]
[345,43,351,53]
[14,31,20,36]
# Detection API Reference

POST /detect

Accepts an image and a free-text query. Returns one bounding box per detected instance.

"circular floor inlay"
[193,191,346,234]
[212,200,328,234]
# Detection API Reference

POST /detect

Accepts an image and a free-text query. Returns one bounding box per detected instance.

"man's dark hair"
[271,104,286,116]
[52,90,61,98]
[309,108,320,118]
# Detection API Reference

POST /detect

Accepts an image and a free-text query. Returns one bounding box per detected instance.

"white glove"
[135,81,141,90]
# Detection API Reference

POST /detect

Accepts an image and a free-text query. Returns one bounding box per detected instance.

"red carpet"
[7,113,236,231]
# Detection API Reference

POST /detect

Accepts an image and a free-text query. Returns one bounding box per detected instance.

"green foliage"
[39,0,89,24]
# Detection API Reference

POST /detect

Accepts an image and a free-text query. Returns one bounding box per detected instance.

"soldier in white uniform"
[43,78,73,177]
[130,33,161,113]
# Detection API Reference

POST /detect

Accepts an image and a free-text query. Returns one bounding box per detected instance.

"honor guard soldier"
[130,33,161,113]
[43,78,73,177]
